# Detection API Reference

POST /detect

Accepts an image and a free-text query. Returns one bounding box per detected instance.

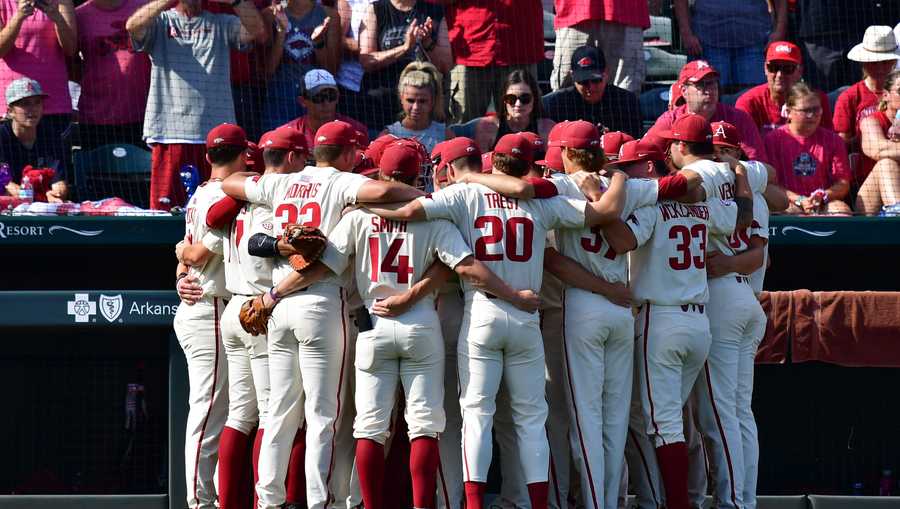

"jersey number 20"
[474,216,534,262]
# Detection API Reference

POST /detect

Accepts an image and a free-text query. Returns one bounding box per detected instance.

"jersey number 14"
[368,236,414,283]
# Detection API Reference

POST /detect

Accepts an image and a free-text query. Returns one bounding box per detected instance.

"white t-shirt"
[184,181,229,298]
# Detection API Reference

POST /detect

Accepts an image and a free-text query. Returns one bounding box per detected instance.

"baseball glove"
[282,223,327,272]
[239,296,272,336]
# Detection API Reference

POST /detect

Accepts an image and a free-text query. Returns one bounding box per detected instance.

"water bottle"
[0,163,11,188]
[880,470,894,496]
[18,175,33,203]
[179,164,200,203]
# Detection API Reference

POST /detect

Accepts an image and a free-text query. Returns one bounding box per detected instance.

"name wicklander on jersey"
[659,202,710,221]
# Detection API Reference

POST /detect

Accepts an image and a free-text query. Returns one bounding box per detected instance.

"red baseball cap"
[494,133,535,162]
[601,131,635,159]
[244,141,265,173]
[710,121,741,148]
[518,131,545,154]
[669,82,685,109]
[260,126,308,152]
[314,120,367,148]
[395,137,429,163]
[610,139,666,166]
[206,123,248,149]
[379,143,421,181]
[537,122,568,171]
[365,134,401,166]
[481,151,493,172]
[434,137,480,171]
[660,114,713,143]
[766,41,802,65]
[678,60,719,84]
[549,120,602,149]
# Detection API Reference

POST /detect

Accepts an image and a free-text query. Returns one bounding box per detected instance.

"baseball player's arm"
[543,247,632,307]
[453,256,541,312]
[221,172,260,201]
[733,164,754,230]
[206,196,245,229]
[761,164,790,212]
[247,233,309,258]
[175,263,203,305]
[706,236,766,278]
[175,230,222,266]
[583,171,627,227]
[454,173,559,199]
[260,261,333,308]
[564,171,604,201]
[364,200,428,222]
[357,180,426,203]
[601,219,638,254]
[371,260,453,317]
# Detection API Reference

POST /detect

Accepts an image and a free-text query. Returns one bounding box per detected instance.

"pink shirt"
[0,0,71,114]
[645,102,768,162]
[554,0,650,30]
[735,83,833,137]
[764,125,851,196]
[76,0,151,125]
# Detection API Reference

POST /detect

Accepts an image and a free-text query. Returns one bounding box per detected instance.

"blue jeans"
[702,45,766,88]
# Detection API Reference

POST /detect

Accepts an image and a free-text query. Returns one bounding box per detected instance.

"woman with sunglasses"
[856,70,900,215]
[473,69,555,153]
[383,61,453,157]
[764,82,852,215]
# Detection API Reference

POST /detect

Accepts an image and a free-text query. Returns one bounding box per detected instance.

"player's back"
[224,201,274,296]
[184,181,228,298]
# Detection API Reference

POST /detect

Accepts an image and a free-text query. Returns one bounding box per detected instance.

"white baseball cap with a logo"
[303,69,338,96]
[6,77,48,106]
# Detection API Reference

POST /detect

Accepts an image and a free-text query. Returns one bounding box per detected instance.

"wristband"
[268,286,281,304]
[176,272,189,286]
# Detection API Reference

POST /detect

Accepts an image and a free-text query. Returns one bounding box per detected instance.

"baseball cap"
[314,120,366,148]
[5,77,47,106]
[669,82,685,108]
[570,45,606,83]
[766,41,802,65]
[365,134,401,167]
[245,141,265,173]
[379,143,421,181]
[610,139,666,166]
[303,68,338,96]
[206,123,248,149]
[536,121,568,171]
[660,114,713,143]
[494,133,535,162]
[678,60,719,85]
[259,126,308,152]
[601,131,635,160]
[518,131,545,159]
[550,120,602,149]
[433,137,480,171]
[710,121,741,149]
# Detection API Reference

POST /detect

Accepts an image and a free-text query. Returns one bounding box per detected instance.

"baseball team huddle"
[171,110,790,509]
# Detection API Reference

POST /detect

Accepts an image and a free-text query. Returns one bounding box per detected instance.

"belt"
[679,303,705,314]
[736,275,751,284]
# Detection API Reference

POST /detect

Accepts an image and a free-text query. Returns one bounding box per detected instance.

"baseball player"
[363,135,630,509]
[171,123,248,509]
[219,120,425,509]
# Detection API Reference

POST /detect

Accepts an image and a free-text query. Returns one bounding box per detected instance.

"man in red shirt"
[736,41,833,137]
[550,0,650,94]
[646,60,768,162]
[442,0,544,123]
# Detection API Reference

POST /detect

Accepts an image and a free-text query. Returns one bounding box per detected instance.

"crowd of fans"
[0,0,899,215]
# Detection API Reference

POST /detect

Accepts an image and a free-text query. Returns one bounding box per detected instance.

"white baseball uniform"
[435,276,465,509]
[172,180,230,509]
[321,210,474,445]
[242,166,370,509]
[550,174,660,509]
[688,160,767,509]
[418,183,587,487]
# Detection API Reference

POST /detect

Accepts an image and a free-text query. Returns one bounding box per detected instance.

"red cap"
[710,121,741,148]
[494,133,535,162]
[365,134,401,166]
[481,151,493,172]
[678,60,719,84]
[206,123,248,149]
[537,122,568,171]
[395,137,429,163]
[601,131,635,159]
[660,114,713,143]
[765,41,802,65]
[353,149,377,174]
[379,143,422,181]
[669,83,685,109]
[245,141,265,173]
[518,131,544,153]
[611,139,666,166]
[260,126,308,152]
[434,137,481,171]
[314,120,367,148]
[550,120,602,149]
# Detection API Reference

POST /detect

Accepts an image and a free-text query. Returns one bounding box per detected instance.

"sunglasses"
[790,105,822,117]
[503,93,533,106]
[687,79,718,91]
[307,88,338,104]
[576,77,604,86]
[766,62,798,75]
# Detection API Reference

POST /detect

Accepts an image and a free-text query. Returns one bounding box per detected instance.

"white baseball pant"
[436,290,465,509]
[256,284,349,509]
[685,394,708,509]
[173,297,229,509]
[542,304,572,509]
[220,295,270,434]
[494,381,531,509]
[458,292,549,485]
[737,304,764,509]
[561,288,634,509]
[332,307,361,509]
[692,277,766,509]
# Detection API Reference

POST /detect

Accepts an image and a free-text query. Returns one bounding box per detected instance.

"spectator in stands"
[542,46,641,137]
[281,68,368,153]
[127,0,264,210]
[472,69,553,153]
[442,0,543,123]
[795,0,900,94]
[736,41,833,137]
[0,78,69,201]
[550,0,648,94]
[674,0,787,91]
[333,0,373,122]
[833,26,900,187]
[358,0,450,130]
[764,83,852,215]
[261,0,339,131]
[74,0,151,150]
[0,0,76,140]
[856,70,900,215]
[647,60,767,161]
[383,61,452,155]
